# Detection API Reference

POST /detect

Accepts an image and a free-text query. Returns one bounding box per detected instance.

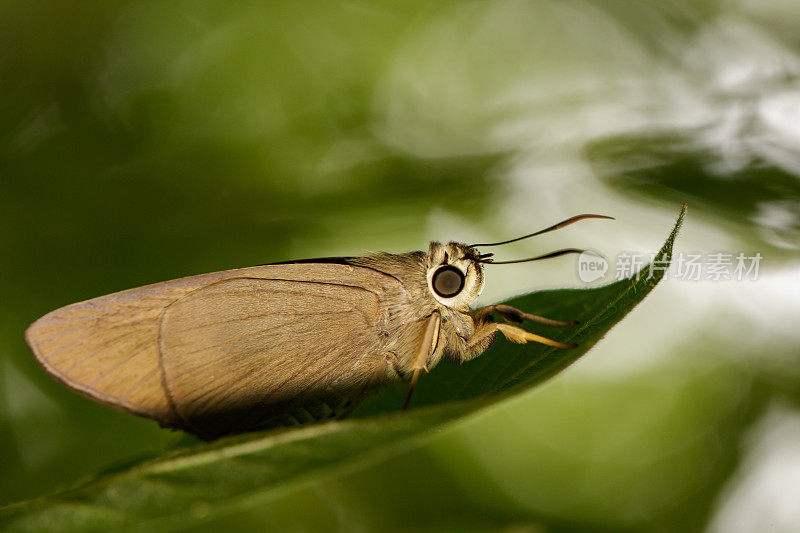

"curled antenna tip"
[471,213,614,248]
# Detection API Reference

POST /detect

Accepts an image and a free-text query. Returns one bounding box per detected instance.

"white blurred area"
[371,0,800,527]
[370,0,800,373]
[708,403,800,533]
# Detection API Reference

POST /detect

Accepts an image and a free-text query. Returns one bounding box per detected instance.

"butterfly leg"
[481,304,578,327]
[494,323,577,348]
[464,320,577,355]
[402,312,441,410]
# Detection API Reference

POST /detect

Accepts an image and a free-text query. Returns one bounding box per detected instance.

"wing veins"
[86,338,153,386]
[60,329,145,374]
[120,367,159,401]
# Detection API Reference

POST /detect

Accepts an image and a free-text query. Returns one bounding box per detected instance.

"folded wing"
[159,277,385,437]
[25,263,400,435]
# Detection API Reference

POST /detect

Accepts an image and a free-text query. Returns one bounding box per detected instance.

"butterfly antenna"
[471,214,613,248]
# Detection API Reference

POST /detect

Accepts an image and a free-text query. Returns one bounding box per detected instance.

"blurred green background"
[2,0,800,531]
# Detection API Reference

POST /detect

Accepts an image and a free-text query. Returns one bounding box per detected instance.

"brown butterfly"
[25,214,612,440]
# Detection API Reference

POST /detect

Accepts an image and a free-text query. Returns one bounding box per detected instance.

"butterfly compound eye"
[432,266,465,298]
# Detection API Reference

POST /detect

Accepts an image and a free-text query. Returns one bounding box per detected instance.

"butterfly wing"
[160,276,396,437]
[25,263,405,436]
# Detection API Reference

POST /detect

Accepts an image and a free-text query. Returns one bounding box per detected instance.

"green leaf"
[0,206,686,532]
